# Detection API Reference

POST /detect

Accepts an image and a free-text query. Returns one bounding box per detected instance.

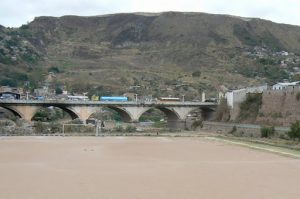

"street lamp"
[134,94,138,102]
[26,91,29,100]
[182,95,185,103]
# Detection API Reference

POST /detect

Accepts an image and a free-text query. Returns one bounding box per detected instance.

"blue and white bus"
[100,96,128,102]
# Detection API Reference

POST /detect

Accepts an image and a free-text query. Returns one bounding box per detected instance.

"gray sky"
[1,0,300,27]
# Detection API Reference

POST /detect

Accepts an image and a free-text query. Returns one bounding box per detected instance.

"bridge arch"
[54,106,79,120]
[156,107,181,121]
[182,107,216,121]
[0,106,23,119]
[104,105,133,122]
[31,106,80,121]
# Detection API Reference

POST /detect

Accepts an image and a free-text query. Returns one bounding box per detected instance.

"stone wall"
[202,121,262,137]
[256,90,300,126]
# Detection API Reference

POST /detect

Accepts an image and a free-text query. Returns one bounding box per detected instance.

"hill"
[1,12,300,99]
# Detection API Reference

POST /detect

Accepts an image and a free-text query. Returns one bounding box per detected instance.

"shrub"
[191,120,203,130]
[192,70,201,77]
[278,132,289,140]
[238,93,262,122]
[115,125,124,132]
[288,120,300,140]
[228,126,237,134]
[261,126,275,138]
[49,122,62,134]
[34,121,47,134]
[125,125,136,132]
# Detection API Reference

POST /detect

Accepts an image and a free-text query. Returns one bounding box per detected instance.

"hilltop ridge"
[1,12,300,99]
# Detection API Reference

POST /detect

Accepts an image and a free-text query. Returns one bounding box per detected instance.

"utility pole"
[62,124,65,136]
[95,120,102,137]
[26,91,29,100]
[182,95,185,103]
[95,120,99,136]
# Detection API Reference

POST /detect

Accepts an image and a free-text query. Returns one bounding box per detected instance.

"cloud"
[0,0,299,27]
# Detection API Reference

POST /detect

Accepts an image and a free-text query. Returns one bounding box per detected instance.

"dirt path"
[0,136,300,199]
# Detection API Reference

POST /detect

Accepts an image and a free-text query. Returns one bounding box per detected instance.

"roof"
[273,81,300,86]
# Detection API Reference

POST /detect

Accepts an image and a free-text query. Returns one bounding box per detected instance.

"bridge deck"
[0,100,217,107]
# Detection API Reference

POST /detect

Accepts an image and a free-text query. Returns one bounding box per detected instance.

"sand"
[0,136,299,199]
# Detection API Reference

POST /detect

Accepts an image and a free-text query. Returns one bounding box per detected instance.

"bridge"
[0,100,217,128]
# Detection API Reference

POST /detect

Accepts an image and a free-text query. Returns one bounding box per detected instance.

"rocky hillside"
[1,12,300,99]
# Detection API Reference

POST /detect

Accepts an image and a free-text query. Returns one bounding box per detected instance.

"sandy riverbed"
[0,136,299,199]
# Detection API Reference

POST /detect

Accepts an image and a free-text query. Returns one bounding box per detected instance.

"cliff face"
[1,12,300,96]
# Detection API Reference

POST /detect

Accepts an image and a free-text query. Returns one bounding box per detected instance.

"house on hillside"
[272,81,300,90]
[0,92,20,100]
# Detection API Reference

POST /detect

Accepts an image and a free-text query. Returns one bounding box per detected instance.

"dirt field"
[0,136,300,199]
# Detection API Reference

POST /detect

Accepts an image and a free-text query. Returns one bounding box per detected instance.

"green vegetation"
[258,31,284,51]
[48,66,61,73]
[114,125,124,132]
[238,93,262,122]
[0,79,18,87]
[125,125,136,132]
[32,108,64,122]
[34,121,62,134]
[139,108,165,122]
[288,120,300,140]
[228,126,237,134]
[261,126,275,138]
[292,74,300,81]
[236,65,289,83]
[258,58,276,65]
[233,25,283,50]
[233,24,258,46]
[191,120,203,130]
[192,70,201,77]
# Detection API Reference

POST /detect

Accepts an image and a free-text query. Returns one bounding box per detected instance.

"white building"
[272,81,300,90]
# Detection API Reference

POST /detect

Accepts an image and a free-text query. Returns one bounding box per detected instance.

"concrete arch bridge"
[0,100,217,128]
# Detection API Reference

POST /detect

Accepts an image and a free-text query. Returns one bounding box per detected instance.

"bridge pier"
[121,107,151,122]
[3,105,41,121]
[68,106,100,123]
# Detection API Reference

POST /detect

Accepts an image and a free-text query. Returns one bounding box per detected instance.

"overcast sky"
[1,0,300,27]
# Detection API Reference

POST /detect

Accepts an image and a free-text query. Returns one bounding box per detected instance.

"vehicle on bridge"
[35,96,45,100]
[100,96,128,102]
[204,98,218,103]
[157,97,181,102]
[67,95,89,101]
